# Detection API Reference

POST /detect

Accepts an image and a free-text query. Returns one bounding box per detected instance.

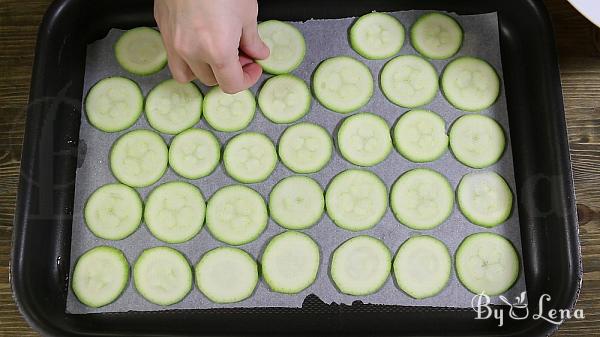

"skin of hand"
[154,0,269,94]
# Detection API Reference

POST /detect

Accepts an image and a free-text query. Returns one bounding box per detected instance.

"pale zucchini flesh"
[145,79,203,134]
[390,168,454,230]
[457,171,513,227]
[144,181,206,243]
[133,246,192,306]
[223,132,277,183]
[349,12,405,59]
[278,122,332,174]
[261,231,320,294]
[205,185,268,245]
[313,56,374,113]
[393,235,451,299]
[196,247,258,303]
[380,55,438,108]
[393,109,448,162]
[330,235,391,296]
[441,56,500,112]
[325,169,388,231]
[84,183,142,240]
[110,129,168,188]
[168,128,221,179]
[269,176,324,230]
[257,20,306,74]
[258,74,311,124]
[410,13,463,60]
[202,86,256,132]
[449,114,505,169]
[85,77,143,132]
[72,246,129,308]
[337,112,392,166]
[115,27,167,75]
[455,232,519,295]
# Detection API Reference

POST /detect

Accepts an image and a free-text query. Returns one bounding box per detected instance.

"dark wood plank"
[545,0,600,335]
[0,1,49,335]
[0,0,598,336]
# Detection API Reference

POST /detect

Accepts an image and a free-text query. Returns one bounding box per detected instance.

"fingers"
[239,53,265,83]
[238,54,254,67]
[167,32,217,86]
[241,62,263,85]
[156,6,264,92]
[165,48,195,83]
[186,59,218,86]
[158,24,195,83]
[239,23,270,60]
[210,56,262,94]
[166,39,259,91]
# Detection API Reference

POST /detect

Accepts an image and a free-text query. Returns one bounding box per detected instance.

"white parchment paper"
[67,10,527,314]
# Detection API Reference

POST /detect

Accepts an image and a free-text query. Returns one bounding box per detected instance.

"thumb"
[240,24,270,60]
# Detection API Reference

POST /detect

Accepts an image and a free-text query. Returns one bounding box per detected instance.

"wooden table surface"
[1,0,598,336]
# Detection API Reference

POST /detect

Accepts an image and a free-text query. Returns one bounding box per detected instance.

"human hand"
[154,0,269,93]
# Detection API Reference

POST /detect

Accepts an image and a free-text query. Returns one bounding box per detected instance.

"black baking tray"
[10,0,581,336]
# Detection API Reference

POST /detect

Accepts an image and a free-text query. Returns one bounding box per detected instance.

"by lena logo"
[471,292,585,327]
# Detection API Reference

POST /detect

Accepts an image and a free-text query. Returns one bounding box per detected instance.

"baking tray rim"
[9,0,583,336]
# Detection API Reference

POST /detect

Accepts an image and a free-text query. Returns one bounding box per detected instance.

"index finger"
[210,57,261,94]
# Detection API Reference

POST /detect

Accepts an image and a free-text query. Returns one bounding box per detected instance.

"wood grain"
[0,0,598,336]
[0,0,45,335]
